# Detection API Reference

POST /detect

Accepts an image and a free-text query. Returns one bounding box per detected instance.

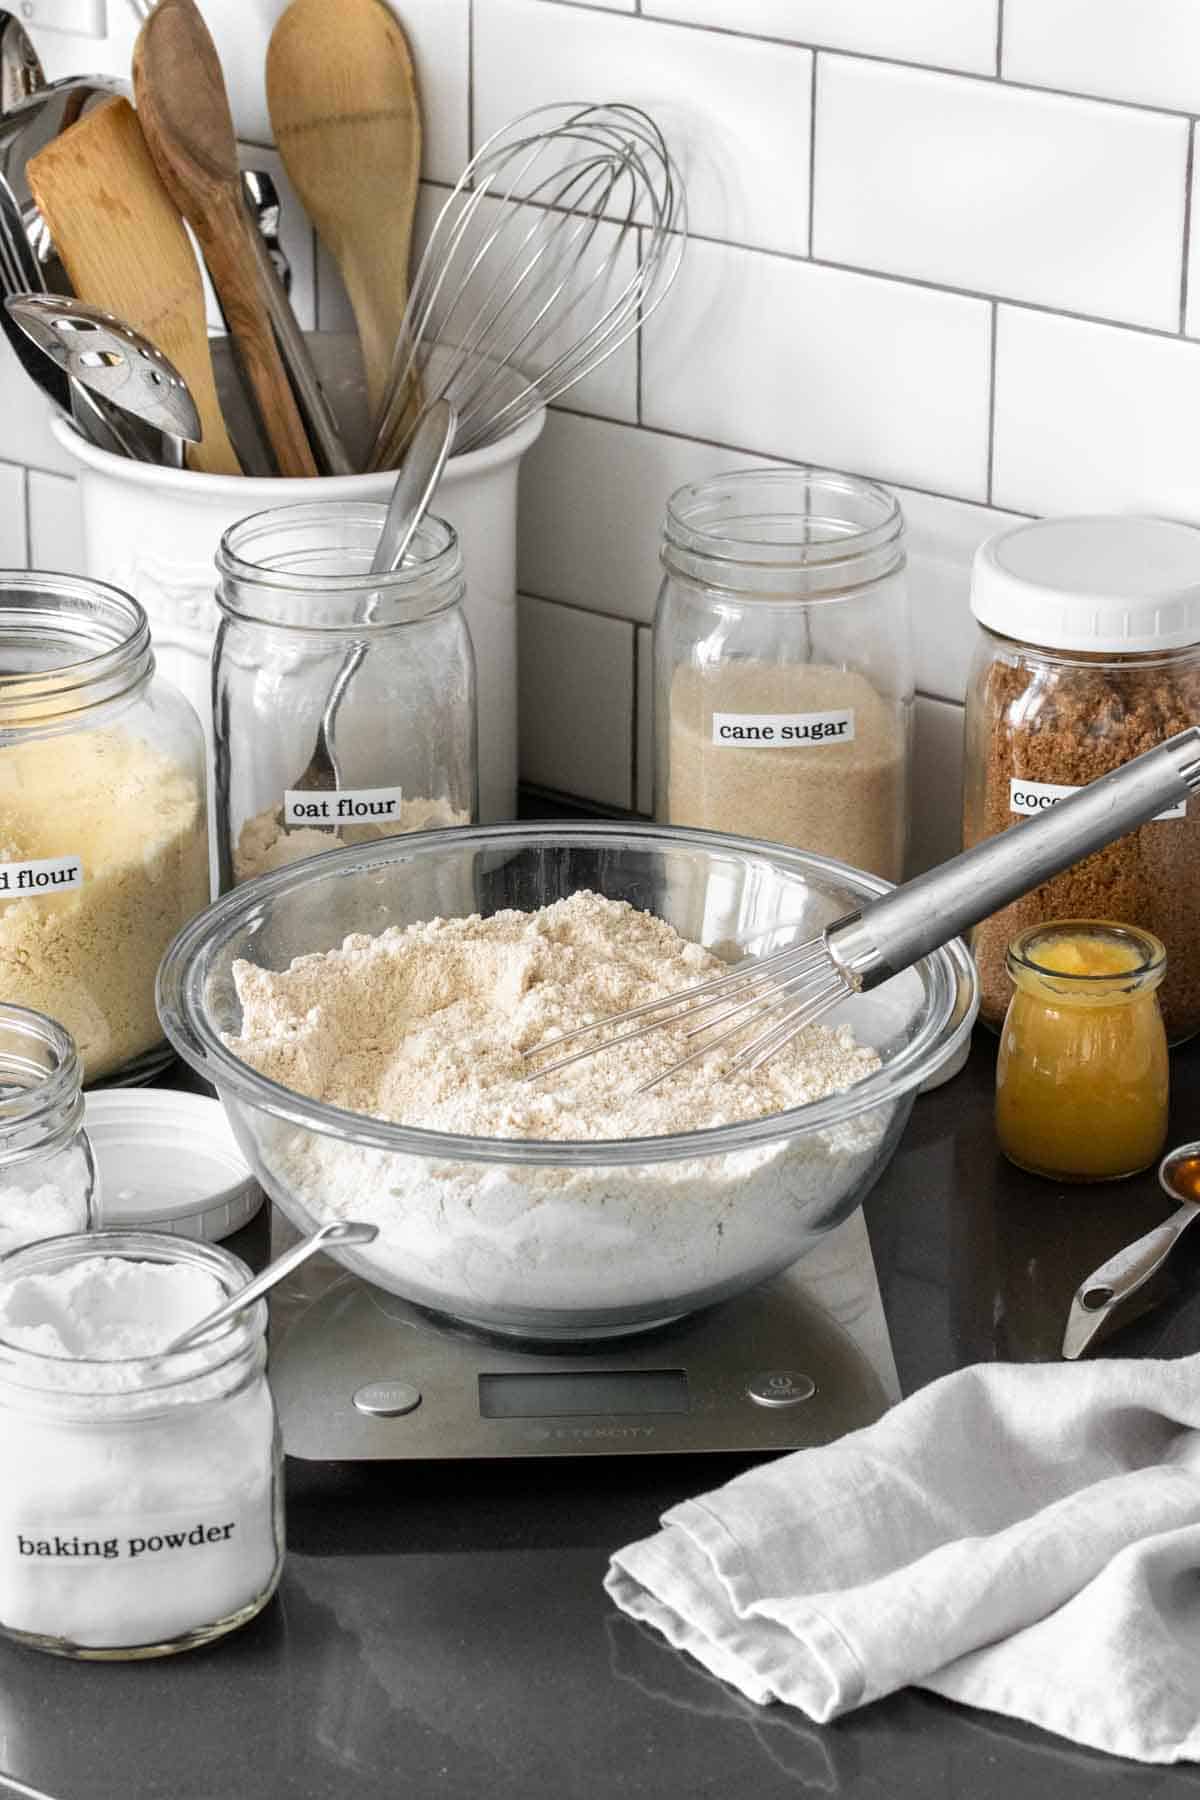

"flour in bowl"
[225,892,894,1327]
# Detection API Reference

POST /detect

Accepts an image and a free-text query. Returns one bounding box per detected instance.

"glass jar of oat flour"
[656,470,912,881]
[214,503,476,891]
[0,575,208,1085]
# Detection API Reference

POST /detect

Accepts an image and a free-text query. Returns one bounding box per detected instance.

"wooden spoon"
[267,0,421,420]
[26,95,240,476]
[133,0,317,478]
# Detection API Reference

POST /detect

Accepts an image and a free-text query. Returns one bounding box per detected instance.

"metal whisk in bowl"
[368,101,685,470]
[525,727,1200,1091]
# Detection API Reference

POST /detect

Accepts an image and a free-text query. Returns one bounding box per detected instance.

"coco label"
[711,709,856,747]
[0,855,83,896]
[1009,777,1186,823]
[283,785,404,827]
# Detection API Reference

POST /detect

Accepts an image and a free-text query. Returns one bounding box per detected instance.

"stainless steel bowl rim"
[157,822,979,1166]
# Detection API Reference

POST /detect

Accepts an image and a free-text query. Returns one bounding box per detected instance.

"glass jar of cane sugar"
[0,1231,283,1659]
[963,517,1200,1042]
[655,468,913,881]
[0,574,209,1085]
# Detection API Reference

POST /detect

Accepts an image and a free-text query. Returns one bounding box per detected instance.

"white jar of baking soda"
[0,1231,283,1659]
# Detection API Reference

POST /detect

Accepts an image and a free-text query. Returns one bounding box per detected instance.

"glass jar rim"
[0,1231,263,1390]
[1006,920,1167,991]
[0,572,151,719]
[663,466,904,577]
[216,501,463,605]
[0,1005,83,1159]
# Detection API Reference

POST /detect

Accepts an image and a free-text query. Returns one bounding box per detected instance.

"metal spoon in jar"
[1062,1142,1200,1358]
[165,1220,378,1354]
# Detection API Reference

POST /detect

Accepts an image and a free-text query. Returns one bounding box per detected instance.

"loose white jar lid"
[85,1090,262,1242]
[971,515,1200,652]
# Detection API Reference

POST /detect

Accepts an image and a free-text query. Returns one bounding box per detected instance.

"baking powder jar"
[0,1231,283,1659]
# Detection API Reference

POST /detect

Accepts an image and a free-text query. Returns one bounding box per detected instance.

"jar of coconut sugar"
[655,468,913,881]
[0,1231,283,1659]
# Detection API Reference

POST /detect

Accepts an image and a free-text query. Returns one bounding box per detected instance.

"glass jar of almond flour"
[0,575,209,1086]
[963,516,1200,1043]
[655,469,912,882]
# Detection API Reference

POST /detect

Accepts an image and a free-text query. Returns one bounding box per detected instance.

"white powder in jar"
[234,794,469,883]
[227,891,894,1323]
[0,1255,282,1654]
[0,1183,88,1257]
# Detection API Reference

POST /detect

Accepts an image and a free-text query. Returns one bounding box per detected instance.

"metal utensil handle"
[828,725,1200,988]
[164,1219,378,1353]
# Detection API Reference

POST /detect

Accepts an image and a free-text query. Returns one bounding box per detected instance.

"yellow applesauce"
[995,922,1168,1182]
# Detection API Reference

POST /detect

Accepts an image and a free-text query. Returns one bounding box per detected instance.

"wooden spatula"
[133,0,318,478]
[26,95,241,476]
[267,0,421,420]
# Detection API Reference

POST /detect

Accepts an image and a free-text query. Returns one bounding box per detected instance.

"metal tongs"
[1063,1142,1200,1358]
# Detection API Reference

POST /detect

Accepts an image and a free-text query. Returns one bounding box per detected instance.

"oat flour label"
[0,855,82,896]
[1009,776,1186,823]
[284,785,404,827]
[711,709,856,747]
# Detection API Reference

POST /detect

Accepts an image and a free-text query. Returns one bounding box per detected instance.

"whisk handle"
[827,725,1200,990]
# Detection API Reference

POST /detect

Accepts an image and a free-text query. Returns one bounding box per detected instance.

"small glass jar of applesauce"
[995,921,1168,1182]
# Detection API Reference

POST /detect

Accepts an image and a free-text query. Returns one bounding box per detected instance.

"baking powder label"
[283,785,404,827]
[711,709,856,747]
[7,1514,243,1567]
[0,854,82,896]
[1009,777,1186,824]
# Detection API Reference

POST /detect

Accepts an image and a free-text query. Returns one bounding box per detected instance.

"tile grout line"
[523,0,1200,125]
[1181,123,1196,333]
[995,0,1005,78]
[985,301,999,505]
[628,619,641,811]
[808,53,818,259]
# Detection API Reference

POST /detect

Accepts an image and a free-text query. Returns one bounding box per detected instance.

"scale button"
[353,1380,422,1418]
[747,1370,816,1408]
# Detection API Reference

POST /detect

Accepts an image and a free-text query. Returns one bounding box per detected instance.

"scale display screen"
[477,1369,689,1419]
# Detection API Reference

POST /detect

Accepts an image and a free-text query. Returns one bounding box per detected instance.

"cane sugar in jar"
[963,518,1200,1041]
[995,922,1168,1182]
[656,469,912,882]
[0,1233,283,1659]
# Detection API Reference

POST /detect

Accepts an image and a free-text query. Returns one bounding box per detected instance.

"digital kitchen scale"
[268,1209,901,1460]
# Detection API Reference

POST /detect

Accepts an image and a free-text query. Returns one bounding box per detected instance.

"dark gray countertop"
[5,1032,1200,1800]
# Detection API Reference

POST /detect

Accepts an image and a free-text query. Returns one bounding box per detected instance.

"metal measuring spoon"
[1062,1142,1200,1359]
[165,1220,379,1355]
[0,11,45,114]
[6,293,202,446]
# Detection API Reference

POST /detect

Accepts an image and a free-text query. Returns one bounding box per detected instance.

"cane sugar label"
[1009,777,1186,824]
[711,709,856,747]
[0,855,82,897]
[284,785,404,827]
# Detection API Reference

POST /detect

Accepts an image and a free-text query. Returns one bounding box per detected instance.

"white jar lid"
[85,1089,262,1242]
[971,515,1200,652]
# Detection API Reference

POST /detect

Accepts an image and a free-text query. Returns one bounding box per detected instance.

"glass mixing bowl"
[158,824,977,1340]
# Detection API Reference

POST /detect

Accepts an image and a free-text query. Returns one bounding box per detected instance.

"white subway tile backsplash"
[381,0,471,186]
[814,58,1187,331]
[1003,0,1200,116]
[901,490,1024,702]
[636,624,653,814]
[0,351,78,480]
[644,0,998,76]
[518,595,634,808]
[474,0,812,256]
[992,307,1200,519]
[1185,125,1200,341]
[642,239,991,500]
[908,696,965,877]
[27,473,84,578]
[0,465,27,570]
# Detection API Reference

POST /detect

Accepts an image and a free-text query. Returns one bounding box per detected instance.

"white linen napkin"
[605,1354,1200,1763]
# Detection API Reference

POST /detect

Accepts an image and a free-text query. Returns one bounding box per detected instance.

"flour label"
[1009,776,1186,823]
[0,854,82,896]
[711,709,856,747]
[283,785,404,827]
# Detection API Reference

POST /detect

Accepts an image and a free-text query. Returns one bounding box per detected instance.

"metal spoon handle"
[165,1219,378,1353]
[370,398,457,574]
[1062,1201,1200,1360]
